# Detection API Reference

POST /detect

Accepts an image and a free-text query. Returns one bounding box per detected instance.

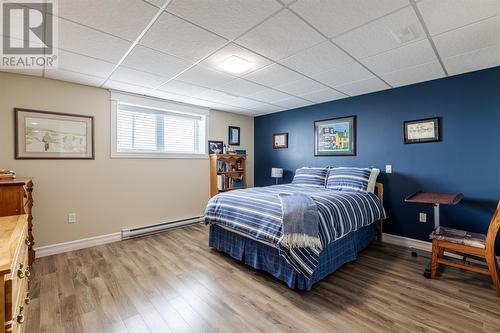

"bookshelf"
[210,154,247,197]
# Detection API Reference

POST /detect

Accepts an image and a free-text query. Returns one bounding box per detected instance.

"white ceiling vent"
[391,24,419,44]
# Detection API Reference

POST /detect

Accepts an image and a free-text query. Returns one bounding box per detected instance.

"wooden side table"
[405,191,464,278]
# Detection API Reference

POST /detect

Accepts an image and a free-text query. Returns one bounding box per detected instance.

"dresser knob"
[25,268,31,278]
[25,237,31,246]
[17,263,25,279]
[17,306,25,324]
[25,292,30,304]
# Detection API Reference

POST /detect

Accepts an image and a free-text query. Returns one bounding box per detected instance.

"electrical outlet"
[68,213,76,224]
[419,212,427,223]
[385,165,392,174]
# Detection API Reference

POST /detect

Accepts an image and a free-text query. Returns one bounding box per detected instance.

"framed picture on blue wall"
[404,117,440,144]
[314,116,356,156]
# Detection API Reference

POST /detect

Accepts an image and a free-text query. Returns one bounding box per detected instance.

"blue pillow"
[327,167,372,192]
[292,167,329,188]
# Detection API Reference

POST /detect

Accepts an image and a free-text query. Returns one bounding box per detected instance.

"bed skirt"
[209,223,376,290]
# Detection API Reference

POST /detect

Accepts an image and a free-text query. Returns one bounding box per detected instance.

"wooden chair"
[429,201,500,296]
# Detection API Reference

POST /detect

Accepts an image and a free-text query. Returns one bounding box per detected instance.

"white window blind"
[114,102,206,157]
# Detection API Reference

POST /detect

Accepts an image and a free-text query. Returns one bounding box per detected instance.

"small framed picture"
[314,116,356,156]
[208,140,223,154]
[15,108,94,159]
[404,117,440,144]
[228,126,240,146]
[273,133,288,149]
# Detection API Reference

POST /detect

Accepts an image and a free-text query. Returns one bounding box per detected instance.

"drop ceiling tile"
[280,41,353,76]
[433,16,500,59]
[216,79,267,97]
[140,12,227,61]
[175,66,235,88]
[58,0,158,41]
[158,80,210,96]
[103,80,151,95]
[199,43,272,76]
[55,49,115,78]
[248,104,285,113]
[167,0,282,39]
[236,9,325,61]
[335,77,390,96]
[230,98,275,110]
[298,88,346,103]
[361,39,436,74]
[334,7,425,59]
[275,77,326,96]
[197,89,244,105]
[290,0,408,38]
[272,96,312,109]
[45,69,106,86]
[143,0,167,8]
[147,89,191,102]
[380,61,444,87]
[56,18,132,63]
[243,63,305,88]
[249,88,293,103]
[310,62,372,87]
[418,0,500,36]
[109,66,167,89]
[444,43,500,76]
[121,46,191,78]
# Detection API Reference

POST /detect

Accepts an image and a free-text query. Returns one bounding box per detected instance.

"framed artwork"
[314,116,356,156]
[228,126,240,146]
[208,140,223,154]
[273,133,288,149]
[404,117,440,144]
[15,108,94,159]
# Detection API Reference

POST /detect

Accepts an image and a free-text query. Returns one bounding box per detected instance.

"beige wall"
[0,72,254,247]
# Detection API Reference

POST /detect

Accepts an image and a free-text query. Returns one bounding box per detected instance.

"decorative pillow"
[327,167,379,192]
[292,167,329,188]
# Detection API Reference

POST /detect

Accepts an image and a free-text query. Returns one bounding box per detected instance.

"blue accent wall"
[254,67,500,250]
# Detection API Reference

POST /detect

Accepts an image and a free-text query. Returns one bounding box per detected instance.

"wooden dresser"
[0,179,34,265]
[1,215,30,333]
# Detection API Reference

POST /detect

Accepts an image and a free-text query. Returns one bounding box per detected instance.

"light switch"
[68,213,76,224]
[419,213,427,223]
[385,165,392,173]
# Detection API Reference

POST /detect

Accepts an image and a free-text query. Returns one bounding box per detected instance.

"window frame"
[110,91,209,159]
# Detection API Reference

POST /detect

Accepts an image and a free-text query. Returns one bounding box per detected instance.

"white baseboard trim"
[383,233,432,252]
[35,232,121,258]
[382,232,500,261]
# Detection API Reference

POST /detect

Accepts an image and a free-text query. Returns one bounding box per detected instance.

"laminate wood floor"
[27,224,500,333]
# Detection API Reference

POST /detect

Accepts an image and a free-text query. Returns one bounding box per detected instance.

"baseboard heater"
[121,216,204,240]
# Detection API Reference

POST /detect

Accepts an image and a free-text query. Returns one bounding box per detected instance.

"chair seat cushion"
[429,226,486,249]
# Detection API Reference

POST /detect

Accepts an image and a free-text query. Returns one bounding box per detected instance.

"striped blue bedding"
[204,184,386,278]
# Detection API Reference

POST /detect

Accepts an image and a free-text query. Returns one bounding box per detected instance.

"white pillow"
[367,168,380,193]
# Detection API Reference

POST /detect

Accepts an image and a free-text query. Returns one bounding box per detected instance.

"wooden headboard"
[374,182,384,242]
[375,182,384,203]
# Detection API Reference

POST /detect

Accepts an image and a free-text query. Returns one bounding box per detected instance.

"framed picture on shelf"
[208,140,224,154]
[404,117,440,144]
[15,108,94,159]
[273,133,288,149]
[314,115,356,156]
[228,126,240,146]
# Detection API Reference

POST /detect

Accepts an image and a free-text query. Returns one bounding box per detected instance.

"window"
[111,92,208,158]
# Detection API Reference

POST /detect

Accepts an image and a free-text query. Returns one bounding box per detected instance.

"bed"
[204,168,387,290]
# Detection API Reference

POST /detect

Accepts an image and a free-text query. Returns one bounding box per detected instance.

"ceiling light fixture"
[218,55,253,74]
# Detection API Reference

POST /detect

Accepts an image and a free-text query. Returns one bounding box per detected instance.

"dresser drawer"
[5,222,30,328]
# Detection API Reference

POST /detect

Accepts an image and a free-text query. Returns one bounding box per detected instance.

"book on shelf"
[216,174,243,191]
[216,160,244,172]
